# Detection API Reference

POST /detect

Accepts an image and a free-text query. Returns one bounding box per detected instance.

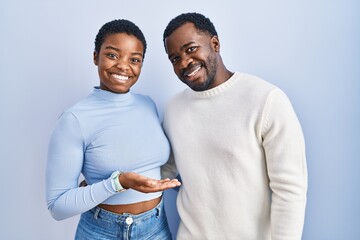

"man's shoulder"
[163,89,189,119]
[234,72,281,99]
[166,89,188,105]
[237,72,277,90]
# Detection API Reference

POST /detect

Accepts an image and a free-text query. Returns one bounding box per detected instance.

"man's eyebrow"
[180,42,196,51]
[168,41,196,60]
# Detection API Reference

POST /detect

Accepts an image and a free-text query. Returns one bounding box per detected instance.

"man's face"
[165,23,219,91]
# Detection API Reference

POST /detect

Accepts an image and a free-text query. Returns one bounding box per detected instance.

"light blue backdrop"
[0,1,359,239]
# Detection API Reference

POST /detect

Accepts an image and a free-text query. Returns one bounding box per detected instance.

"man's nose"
[179,56,193,69]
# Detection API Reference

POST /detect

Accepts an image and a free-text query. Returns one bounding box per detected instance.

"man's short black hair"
[94,19,147,59]
[163,12,218,44]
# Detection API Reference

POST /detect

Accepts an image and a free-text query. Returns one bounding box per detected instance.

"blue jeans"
[75,198,172,240]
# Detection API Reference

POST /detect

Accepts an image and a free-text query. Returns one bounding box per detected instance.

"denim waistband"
[90,197,164,224]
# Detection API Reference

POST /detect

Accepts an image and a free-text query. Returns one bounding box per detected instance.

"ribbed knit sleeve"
[46,111,116,221]
[261,89,308,240]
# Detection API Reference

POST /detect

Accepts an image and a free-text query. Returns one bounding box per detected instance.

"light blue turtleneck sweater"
[46,87,170,221]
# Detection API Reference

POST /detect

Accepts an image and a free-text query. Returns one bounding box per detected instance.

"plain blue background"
[0,0,359,239]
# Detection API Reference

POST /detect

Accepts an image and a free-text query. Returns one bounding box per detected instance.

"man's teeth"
[187,66,201,77]
[113,74,129,81]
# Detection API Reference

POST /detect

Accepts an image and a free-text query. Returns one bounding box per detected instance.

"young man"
[161,12,307,240]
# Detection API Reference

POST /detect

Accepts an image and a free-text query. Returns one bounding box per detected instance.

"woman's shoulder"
[132,92,156,106]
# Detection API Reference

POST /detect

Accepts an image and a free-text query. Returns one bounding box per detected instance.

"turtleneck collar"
[185,72,242,98]
[92,87,133,102]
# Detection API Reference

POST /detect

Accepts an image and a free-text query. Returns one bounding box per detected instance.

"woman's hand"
[120,172,181,193]
[79,172,181,193]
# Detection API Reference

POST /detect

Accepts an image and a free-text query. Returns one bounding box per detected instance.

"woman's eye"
[107,53,117,59]
[131,58,142,63]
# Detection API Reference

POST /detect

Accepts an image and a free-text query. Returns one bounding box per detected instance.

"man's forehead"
[167,25,207,44]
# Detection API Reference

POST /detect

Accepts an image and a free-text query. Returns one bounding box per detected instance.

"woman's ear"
[211,36,220,52]
[93,51,98,65]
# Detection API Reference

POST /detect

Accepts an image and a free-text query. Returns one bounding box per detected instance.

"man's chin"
[188,82,210,92]
[191,86,206,92]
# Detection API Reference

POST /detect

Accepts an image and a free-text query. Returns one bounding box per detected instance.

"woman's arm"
[46,111,116,221]
[46,111,180,221]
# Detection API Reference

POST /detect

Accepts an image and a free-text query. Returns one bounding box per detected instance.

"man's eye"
[187,46,197,52]
[171,57,179,64]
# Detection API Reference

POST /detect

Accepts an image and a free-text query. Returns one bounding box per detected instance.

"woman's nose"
[116,58,129,70]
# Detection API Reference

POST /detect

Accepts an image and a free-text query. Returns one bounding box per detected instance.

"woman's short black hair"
[94,19,147,59]
[163,12,218,44]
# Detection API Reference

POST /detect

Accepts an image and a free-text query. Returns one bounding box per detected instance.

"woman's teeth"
[113,74,129,81]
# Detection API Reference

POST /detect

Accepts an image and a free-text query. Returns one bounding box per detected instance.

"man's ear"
[93,51,98,65]
[211,36,220,52]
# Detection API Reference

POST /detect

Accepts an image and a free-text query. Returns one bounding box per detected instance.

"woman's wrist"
[110,171,127,192]
[119,172,130,189]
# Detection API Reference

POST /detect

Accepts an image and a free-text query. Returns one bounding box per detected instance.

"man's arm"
[262,89,308,240]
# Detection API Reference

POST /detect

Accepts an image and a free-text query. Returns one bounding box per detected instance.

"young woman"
[46,19,180,240]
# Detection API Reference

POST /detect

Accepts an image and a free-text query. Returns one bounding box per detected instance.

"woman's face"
[94,33,144,93]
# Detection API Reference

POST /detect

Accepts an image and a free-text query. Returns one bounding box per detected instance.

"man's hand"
[120,172,181,193]
[78,172,181,193]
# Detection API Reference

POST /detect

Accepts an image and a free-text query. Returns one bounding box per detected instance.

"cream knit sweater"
[162,72,307,240]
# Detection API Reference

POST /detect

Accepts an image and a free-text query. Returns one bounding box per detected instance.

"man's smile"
[183,64,202,78]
